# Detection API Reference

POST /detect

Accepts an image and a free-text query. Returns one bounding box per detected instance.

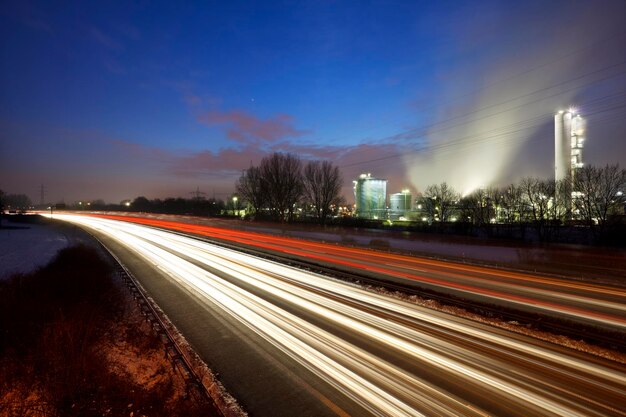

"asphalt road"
[84,214,626,335]
[52,214,626,417]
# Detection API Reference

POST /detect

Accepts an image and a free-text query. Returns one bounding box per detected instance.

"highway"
[52,214,626,417]
[86,214,626,334]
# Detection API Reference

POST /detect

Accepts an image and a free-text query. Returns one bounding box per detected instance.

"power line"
[319,31,626,147]
[341,91,626,171]
[340,69,626,169]
[189,186,206,200]
[37,183,46,206]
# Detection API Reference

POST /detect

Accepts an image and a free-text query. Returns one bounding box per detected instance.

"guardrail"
[92,238,243,417]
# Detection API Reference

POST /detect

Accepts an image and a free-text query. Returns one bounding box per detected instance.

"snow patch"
[0,219,69,278]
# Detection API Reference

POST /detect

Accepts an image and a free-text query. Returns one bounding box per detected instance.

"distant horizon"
[2,1,625,204]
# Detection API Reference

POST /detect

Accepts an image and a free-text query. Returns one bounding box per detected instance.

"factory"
[389,189,412,220]
[555,109,585,217]
[353,173,387,219]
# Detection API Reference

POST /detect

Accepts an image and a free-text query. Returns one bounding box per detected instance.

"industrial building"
[555,109,585,217]
[353,173,387,219]
[389,189,412,220]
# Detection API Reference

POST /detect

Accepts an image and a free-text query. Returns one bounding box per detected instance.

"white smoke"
[404,1,626,195]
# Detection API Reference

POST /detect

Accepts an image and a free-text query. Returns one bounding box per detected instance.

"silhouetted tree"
[519,177,564,241]
[260,152,303,222]
[461,188,492,226]
[424,182,459,222]
[500,183,524,223]
[3,193,32,212]
[573,164,626,235]
[236,165,266,216]
[520,177,551,221]
[302,160,343,225]
[131,196,152,212]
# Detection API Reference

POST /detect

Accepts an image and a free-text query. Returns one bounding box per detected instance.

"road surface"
[82,214,626,335]
[50,214,626,417]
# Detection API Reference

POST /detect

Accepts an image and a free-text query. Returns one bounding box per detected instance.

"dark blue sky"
[2,0,625,203]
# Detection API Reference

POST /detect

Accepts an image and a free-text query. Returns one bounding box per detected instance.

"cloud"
[110,137,414,202]
[197,110,309,144]
[401,1,626,196]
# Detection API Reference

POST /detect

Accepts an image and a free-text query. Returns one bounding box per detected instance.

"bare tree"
[259,152,303,222]
[519,177,563,240]
[500,184,523,223]
[3,193,32,213]
[236,165,265,217]
[461,188,491,226]
[551,179,571,221]
[302,160,343,225]
[573,164,626,233]
[520,177,553,223]
[424,182,459,222]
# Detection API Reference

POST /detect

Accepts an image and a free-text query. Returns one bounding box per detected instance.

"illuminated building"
[555,109,585,217]
[353,173,387,219]
[389,189,412,220]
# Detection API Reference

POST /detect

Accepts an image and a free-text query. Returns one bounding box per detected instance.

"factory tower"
[554,109,585,216]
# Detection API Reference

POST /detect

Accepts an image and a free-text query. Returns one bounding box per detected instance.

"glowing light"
[47,213,626,417]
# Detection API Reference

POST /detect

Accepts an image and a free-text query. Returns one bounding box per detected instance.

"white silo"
[353,173,387,219]
[390,189,412,219]
[555,109,585,217]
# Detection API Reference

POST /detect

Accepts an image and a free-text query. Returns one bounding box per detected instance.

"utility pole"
[189,186,206,201]
[39,184,47,207]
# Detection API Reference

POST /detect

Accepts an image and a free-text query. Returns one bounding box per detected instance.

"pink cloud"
[170,147,262,178]
[110,138,414,201]
[197,110,309,144]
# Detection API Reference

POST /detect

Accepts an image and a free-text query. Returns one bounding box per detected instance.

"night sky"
[1,1,625,204]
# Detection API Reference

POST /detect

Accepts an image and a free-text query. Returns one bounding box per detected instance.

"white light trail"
[51,214,626,417]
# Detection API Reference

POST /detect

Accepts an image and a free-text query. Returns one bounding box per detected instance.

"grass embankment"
[0,245,217,417]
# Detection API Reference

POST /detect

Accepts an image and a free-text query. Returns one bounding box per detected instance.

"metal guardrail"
[94,238,223,414]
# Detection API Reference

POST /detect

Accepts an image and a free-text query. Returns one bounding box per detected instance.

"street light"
[232,196,238,216]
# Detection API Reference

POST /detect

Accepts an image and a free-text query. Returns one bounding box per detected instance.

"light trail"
[83,214,626,331]
[51,213,626,416]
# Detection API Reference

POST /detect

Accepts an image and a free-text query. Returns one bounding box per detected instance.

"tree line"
[236,152,343,224]
[2,159,623,243]
[420,164,626,242]
[127,195,226,216]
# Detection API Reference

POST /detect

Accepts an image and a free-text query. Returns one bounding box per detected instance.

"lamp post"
[232,196,238,216]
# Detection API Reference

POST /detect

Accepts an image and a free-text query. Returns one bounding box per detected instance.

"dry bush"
[0,245,217,417]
